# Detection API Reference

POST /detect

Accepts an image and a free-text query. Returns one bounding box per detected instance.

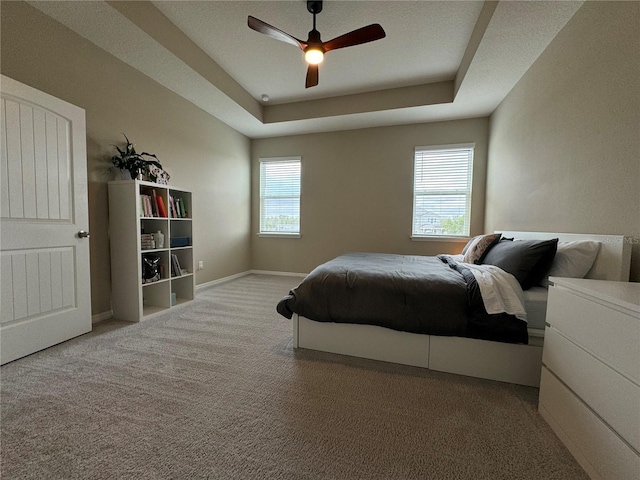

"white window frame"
[411,143,474,240]
[259,156,301,238]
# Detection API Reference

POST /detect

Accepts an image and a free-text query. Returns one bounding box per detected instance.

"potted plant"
[111,134,164,180]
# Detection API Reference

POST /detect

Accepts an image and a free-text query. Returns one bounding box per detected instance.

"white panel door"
[1,75,91,364]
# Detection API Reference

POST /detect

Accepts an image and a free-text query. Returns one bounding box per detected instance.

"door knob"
[77,230,90,238]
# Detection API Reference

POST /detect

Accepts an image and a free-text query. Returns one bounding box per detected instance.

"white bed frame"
[292,232,632,387]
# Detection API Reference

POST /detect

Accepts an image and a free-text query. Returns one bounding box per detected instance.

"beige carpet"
[1,274,587,479]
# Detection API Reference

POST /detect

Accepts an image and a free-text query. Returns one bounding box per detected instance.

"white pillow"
[544,241,601,283]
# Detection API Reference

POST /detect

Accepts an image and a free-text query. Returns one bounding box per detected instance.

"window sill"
[258,232,301,238]
[410,235,469,243]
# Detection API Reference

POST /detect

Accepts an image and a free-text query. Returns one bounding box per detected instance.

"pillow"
[461,234,505,255]
[542,241,600,285]
[462,233,502,264]
[481,238,558,289]
[461,236,479,255]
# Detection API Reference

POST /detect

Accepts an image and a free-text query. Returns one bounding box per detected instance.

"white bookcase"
[108,180,195,321]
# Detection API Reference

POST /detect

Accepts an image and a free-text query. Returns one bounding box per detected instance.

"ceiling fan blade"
[305,64,319,88]
[247,16,306,50]
[323,24,386,52]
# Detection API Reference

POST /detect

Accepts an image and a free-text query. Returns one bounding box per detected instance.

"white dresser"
[539,277,640,480]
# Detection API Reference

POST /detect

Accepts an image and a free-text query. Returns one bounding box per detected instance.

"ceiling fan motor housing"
[306,29,323,51]
[307,1,323,15]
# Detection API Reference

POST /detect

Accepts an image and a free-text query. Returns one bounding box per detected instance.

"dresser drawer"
[543,327,640,451]
[546,286,640,384]
[539,367,640,480]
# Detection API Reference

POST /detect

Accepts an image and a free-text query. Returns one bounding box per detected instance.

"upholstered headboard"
[497,231,632,282]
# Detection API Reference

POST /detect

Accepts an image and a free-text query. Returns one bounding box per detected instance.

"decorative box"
[170,237,190,248]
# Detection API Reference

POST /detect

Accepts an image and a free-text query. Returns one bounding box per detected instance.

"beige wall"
[1,2,252,316]
[251,118,489,273]
[485,1,640,281]
[5,0,635,321]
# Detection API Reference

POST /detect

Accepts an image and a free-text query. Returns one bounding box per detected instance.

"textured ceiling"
[151,1,484,104]
[28,1,584,138]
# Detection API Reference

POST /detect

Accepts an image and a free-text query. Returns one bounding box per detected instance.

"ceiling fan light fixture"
[304,47,324,65]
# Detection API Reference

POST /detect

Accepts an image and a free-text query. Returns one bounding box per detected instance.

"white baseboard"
[195,270,307,293]
[92,310,113,325]
[250,269,308,277]
[195,271,252,291]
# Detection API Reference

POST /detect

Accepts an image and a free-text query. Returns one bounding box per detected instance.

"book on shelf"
[151,190,159,217]
[141,195,150,217]
[171,254,182,277]
[169,195,177,218]
[156,195,167,217]
[168,196,190,219]
[177,198,187,218]
[141,195,157,217]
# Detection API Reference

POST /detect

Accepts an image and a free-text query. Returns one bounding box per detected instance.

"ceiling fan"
[248,0,386,88]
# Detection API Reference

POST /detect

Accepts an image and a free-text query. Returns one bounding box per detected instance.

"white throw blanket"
[448,255,528,322]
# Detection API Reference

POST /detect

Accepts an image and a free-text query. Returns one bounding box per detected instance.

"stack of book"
[140,233,155,250]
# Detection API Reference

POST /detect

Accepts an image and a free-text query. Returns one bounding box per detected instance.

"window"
[259,157,301,235]
[412,144,474,238]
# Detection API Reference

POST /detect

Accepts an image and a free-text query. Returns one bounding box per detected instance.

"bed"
[278,232,632,387]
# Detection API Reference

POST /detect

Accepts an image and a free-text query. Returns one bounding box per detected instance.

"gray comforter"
[276,252,528,344]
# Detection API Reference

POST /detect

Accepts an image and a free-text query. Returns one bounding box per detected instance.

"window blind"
[412,145,474,237]
[260,157,301,234]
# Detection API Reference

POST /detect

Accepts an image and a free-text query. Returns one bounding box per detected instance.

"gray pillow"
[481,238,558,290]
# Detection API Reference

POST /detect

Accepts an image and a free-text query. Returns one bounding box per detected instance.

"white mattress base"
[294,316,544,387]
[523,286,548,330]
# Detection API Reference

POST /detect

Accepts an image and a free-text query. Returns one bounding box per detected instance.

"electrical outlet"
[198,261,204,270]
